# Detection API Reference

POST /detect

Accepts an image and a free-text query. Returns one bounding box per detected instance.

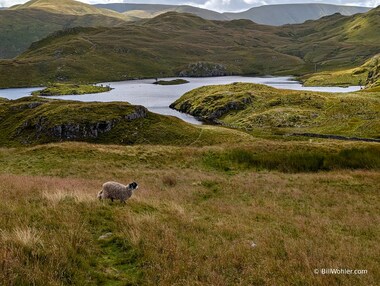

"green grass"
[154,79,189,85]
[171,83,380,139]
[202,146,380,173]
[31,83,112,96]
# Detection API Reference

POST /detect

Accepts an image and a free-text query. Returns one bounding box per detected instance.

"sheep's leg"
[111,198,114,202]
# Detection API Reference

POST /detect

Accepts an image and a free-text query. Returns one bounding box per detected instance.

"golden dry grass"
[0,141,379,286]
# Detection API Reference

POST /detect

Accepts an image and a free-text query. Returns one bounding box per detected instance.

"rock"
[208,98,252,120]
[179,62,230,77]
[17,105,148,142]
[123,106,147,121]
[172,96,252,121]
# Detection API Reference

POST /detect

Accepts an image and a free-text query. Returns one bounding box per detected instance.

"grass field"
[0,88,379,285]
[0,140,379,285]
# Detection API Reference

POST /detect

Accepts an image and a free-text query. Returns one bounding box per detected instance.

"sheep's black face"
[129,182,138,190]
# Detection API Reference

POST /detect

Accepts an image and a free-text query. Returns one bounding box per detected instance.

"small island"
[153,79,189,86]
[32,83,112,96]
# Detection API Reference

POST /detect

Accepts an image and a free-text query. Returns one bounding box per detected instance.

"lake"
[0,76,360,124]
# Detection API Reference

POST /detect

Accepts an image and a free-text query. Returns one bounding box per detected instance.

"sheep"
[98,181,138,203]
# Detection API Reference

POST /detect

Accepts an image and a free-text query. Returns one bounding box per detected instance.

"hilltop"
[11,0,130,20]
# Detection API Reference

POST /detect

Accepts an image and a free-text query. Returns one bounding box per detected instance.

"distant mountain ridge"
[95,3,229,21]
[97,3,371,25]
[224,3,371,25]
[94,3,176,13]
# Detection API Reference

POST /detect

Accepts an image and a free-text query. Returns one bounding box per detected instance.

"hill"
[0,7,379,87]
[171,83,380,139]
[96,3,229,20]
[278,6,380,72]
[0,13,303,87]
[0,9,128,59]
[149,5,230,21]
[11,0,130,20]
[225,3,371,26]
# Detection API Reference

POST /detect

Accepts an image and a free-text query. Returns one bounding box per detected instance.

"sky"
[1,0,380,11]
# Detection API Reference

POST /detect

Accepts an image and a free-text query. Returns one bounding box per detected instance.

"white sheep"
[98,181,138,203]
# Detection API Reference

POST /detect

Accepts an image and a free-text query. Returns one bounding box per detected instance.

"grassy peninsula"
[32,83,112,96]
[171,83,380,139]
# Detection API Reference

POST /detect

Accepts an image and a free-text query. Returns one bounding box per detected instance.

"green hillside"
[0,9,128,59]
[171,83,380,139]
[301,54,380,87]
[366,57,380,90]
[0,97,251,147]
[0,6,379,87]
[0,13,303,87]
[278,7,380,71]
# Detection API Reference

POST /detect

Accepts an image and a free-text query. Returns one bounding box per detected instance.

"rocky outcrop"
[18,105,147,142]
[171,96,252,121]
[178,62,230,77]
